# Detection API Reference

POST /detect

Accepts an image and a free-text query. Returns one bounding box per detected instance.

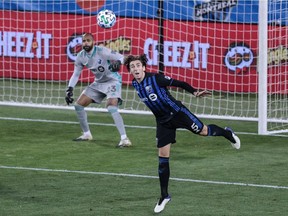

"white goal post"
[0,0,287,135]
[258,0,268,135]
[258,0,288,134]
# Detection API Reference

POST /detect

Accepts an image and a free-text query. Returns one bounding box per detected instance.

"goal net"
[263,0,288,134]
[0,0,287,134]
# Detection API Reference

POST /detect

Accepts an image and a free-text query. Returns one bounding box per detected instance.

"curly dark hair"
[124,54,148,71]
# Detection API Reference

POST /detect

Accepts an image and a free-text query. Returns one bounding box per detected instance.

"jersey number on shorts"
[191,123,200,133]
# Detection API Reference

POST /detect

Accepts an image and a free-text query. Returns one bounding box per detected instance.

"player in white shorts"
[65,33,132,147]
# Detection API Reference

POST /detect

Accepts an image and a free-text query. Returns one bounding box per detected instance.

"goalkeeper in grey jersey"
[65,33,131,147]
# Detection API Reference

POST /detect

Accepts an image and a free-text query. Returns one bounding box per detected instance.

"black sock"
[158,156,170,199]
[207,124,235,143]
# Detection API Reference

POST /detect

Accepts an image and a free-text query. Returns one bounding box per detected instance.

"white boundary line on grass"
[0,116,154,129]
[1,117,288,189]
[2,116,288,137]
[1,165,288,190]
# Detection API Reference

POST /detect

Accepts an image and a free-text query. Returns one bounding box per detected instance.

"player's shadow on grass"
[89,138,120,147]
[174,155,207,161]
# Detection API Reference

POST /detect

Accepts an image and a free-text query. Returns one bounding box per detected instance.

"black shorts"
[156,106,204,148]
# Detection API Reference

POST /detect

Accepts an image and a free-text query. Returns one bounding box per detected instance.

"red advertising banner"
[1,10,287,93]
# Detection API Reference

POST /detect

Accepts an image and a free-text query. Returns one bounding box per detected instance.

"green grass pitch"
[0,105,288,216]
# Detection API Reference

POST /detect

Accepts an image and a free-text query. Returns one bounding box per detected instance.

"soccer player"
[124,54,241,213]
[65,33,132,147]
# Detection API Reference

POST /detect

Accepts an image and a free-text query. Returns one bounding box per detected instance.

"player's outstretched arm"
[170,78,211,98]
[193,90,212,97]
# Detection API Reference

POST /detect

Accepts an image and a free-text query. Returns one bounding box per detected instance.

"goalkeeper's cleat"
[154,195,171,213]
[225,127,241,149]
[117,137,132,147]
[73,133,93,141]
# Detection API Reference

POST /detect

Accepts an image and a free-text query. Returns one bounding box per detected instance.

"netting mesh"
[0,0,287,133]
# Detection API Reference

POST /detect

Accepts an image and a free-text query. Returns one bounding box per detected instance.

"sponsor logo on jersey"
[98,66,105,72]
[149,93,158,101]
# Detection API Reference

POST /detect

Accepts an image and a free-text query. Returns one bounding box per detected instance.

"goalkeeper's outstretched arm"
[65,64,82,105]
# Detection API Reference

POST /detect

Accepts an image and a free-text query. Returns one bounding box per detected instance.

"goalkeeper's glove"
[65,86,74,105]
[109,60,121,72]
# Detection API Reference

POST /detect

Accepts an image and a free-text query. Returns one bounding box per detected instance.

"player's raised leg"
[180,108,241,149]
[201,124,241,149]
[225,127,241,149]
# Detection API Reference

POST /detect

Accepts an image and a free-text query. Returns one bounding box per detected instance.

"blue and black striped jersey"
[132,72,196,123]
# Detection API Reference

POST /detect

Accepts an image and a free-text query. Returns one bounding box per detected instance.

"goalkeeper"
[124,54,241,213]
[65,33,131,147]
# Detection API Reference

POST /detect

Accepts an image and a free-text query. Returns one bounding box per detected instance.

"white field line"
[1,116,288,137]
[0,116,153,129]
[1,165,288,190]
[1,117,288,189]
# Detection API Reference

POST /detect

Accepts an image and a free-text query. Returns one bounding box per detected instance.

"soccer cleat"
[117,137,132,147]
[154,195,171,213]
[73,133,93,141]
[225,127,241,149]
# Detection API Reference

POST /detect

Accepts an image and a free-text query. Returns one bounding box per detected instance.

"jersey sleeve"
[155,73,174,86]
[99,46,124,63]
[156,73,197,95]
[68,56,83,87]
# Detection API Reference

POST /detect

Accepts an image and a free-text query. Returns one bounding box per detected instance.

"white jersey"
[68,46,124,87]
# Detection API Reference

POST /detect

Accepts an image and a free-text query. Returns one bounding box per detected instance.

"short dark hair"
[124,54,148,71]
[82,33,94,40]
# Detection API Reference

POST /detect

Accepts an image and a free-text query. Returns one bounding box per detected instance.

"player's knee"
[76,93,93,106]
[107,105,118,114]
[74,103,84,111]
[199,125,209,136]
[107,98,120,107]
[158,157,170,172]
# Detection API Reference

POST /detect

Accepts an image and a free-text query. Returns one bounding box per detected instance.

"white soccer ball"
[97,9,116,29]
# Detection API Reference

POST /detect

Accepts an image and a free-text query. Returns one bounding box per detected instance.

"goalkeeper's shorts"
[83,79,122,104]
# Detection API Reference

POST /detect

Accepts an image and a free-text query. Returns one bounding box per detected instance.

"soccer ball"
[97,9,116,29]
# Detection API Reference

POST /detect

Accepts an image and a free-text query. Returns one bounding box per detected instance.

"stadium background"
[1,0,287,93]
